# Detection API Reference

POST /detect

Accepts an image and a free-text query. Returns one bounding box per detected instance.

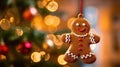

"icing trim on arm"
[89,33,96,44]
[65,34,71,43]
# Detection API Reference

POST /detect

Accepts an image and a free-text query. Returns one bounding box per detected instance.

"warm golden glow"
[46,1,58,12]
[48,26,57,33]
[58,54,67,65]
[0,19,11,30]
[31,52,41,62]
[10,17,14,23]
[31,15,47,31]
[40,51,46,56]
[45,53,50,61]
[63,65,70,67]
[46,34,63,47]
[42,43,48,49]
[67,18,76,29]
[16,28,23,36]
[37,0,47,8]
[44,15,54,26]
[44,15,60,27]
[0,54,7,61]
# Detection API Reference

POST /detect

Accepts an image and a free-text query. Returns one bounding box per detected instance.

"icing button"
[78,48,82,51]
[79,44,83,47]
[78,38,83,41]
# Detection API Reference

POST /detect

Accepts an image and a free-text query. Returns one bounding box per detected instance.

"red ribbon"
[80,0,83,14]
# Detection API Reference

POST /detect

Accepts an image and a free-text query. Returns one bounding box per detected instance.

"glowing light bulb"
[46,1,58,12]
[0,19,11,30]
[31,52,41,62]
[40,51,46,56]
[44,15,60,27]
[10,17,14,23]
[30,6,38,15]
[58,54,67,65]
[67,18,76,29]
[16,28,23,36]
[46,39,54,47]
[45,53,50,61]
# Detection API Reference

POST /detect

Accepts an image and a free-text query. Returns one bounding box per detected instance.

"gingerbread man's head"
[71,17,90,35]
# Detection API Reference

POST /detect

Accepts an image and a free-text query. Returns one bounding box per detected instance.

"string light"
[63,65,70,67]
[45,53,50,61]
[44,15,60,27]
[0,54,7,61]
[16,28,23,36]
[31,52,41,63]
[31,15,46,31]
[46,1,58,12]
[42,43,48,49]
[40,51,46,56]
[46,39,54,47]
[46,34,63,47]
[48,26,57,33]
[67,18,76,29]
[0,19,11,30]
[9,17,14,23]
[30,6,38,16]
[37,0,50,8]
[58,54,67,65]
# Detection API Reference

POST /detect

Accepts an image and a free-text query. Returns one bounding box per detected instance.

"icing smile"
[78,27,86,32]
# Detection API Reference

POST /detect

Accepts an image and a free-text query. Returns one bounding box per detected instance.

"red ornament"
[23,6,37,21]
[17,41,32,55]
[0,45,8,55]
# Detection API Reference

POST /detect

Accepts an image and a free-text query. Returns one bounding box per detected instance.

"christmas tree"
[0,0,76,67]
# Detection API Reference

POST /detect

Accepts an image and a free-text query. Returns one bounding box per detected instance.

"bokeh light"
[58,54,67,65]
[31,52,41,62]
[46,1,58,12]
[44,15,60,27]
[46,39,54,47]
[16,28,23,36]
[67,17,76,29]
[0,19,11,30]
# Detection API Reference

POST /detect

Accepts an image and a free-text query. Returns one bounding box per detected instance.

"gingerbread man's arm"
[89,33,100,44]
[61,33,71,44]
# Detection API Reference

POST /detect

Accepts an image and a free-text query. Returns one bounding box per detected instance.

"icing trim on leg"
[80,52,94,59]
[66,50,79,60]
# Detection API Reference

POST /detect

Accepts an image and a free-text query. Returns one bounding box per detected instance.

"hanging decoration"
[61,0,100,64]
[0,39,8,55]
[17,41,32,55]
[23,6,38,21]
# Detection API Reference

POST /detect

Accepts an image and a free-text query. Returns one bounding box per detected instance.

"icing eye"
[76,23,79,26]
[82,23,86,26]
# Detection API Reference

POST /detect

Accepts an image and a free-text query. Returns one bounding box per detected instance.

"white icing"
[89,33,96,44]
[82,23,86,26]
[66,51,79,60]
[72,32,88,38]
[76,23,79,26]
[65,34,71,43]
[80,52,94,59]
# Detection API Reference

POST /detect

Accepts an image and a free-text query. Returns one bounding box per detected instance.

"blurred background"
[0,0,120,67]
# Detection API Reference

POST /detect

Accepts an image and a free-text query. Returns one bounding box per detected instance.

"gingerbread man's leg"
[64,46,79,63]
[80,52,96,64]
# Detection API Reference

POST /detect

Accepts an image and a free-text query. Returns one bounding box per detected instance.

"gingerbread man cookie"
[61,14,100,64]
